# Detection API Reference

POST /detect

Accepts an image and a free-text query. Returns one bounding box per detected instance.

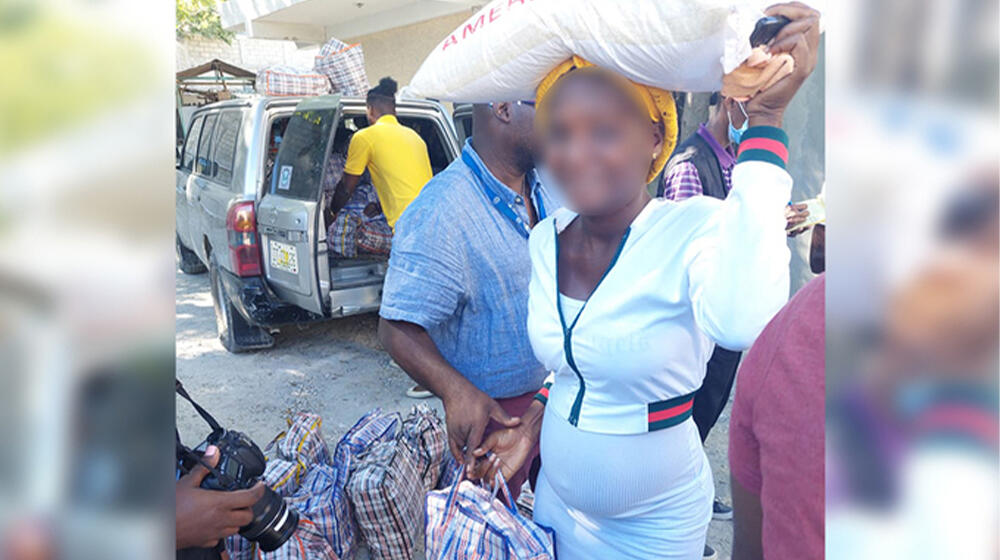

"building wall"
[344,11,472,88]
[176,36,318,73]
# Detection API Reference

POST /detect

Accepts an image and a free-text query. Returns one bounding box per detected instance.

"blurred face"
[540,71,662,215]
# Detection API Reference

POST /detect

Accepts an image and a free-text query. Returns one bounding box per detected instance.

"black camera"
[177,382,298,552]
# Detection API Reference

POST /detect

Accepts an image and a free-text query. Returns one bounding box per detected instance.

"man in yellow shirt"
[331,77,433,229]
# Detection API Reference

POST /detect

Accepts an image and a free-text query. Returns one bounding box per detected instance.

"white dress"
[526,160,793,558]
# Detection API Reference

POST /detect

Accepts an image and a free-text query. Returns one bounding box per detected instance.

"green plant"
[176,0,233,43]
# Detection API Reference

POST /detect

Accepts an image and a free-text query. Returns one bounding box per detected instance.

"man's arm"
[330,172,361,216]
[731,474,765,560]
[378,319,518,466]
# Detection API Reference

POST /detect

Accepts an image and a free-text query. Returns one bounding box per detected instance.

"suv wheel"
[209,260,274,353]
[176,235,207,274]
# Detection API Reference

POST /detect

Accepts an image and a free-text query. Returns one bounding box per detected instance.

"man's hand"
[443,385,520,468]
[745,2,821,127]
[175,445,267,550]
[785,202,811,236]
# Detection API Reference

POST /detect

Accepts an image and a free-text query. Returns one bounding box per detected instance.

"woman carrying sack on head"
[472,4,821,558]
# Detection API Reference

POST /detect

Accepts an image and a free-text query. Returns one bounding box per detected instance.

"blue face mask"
[727,101,749,146]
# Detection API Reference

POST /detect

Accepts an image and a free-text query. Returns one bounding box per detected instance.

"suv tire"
[209,259,274,353]
[176,235,207,274]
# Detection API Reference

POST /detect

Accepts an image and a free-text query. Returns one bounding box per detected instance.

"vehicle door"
[188,112,218,261]
[255,95,341,315]
[452,103,473,145]
[176,114,204,250]
[197,109,244,268]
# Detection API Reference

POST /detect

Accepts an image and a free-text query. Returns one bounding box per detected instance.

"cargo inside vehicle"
[259,101,456,316]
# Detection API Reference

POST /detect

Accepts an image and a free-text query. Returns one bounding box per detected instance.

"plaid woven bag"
[328,408,401,558]
[346,438,424,560]
[425,468,556,560]
[400,404,447,492]
[256,66,332,97]
[226,415,343,560]
[314,38,370,96]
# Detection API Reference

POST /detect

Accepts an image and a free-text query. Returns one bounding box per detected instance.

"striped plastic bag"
[346,438,424,560]
[314,38,370,96]
[329,408,401,558]
[400,404,447,492]
[256,66,333,97]
[425,467,555,560]
[226,415,342,560]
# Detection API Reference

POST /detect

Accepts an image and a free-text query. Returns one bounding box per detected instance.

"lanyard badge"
[462,150,545,239]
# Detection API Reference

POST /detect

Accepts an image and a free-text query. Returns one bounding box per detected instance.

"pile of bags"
[404,0,773,102]
[256,66,333,97]
[257,37,370,97]
[225,405,447,560]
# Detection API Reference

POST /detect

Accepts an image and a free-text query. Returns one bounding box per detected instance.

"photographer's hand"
[175,445,267,550]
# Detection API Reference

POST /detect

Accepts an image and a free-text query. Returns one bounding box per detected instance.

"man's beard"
[514,143,536,173]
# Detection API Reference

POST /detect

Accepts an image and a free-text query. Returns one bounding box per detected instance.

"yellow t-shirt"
[343,114,433,229]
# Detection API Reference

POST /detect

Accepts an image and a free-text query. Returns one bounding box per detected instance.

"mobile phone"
[750,15,792,47]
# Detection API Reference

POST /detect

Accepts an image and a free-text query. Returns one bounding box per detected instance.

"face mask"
[727,101,749,146]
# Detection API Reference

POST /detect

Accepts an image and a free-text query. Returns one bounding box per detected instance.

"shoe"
[406,385,433,399]
[712,499,733,520]
[703,544,718,560]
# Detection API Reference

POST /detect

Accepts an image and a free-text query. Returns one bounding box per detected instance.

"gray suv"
[176,95,461,352]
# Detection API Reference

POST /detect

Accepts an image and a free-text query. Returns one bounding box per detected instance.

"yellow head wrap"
[535,56,678,184]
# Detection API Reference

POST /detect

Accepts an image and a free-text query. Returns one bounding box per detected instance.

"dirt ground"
[176,270,735,559]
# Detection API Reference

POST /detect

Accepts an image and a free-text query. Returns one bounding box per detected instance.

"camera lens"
[239,485,299,552]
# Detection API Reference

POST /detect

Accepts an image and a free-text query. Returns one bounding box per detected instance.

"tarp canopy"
[176,58,256,80]
[218,0,481,46]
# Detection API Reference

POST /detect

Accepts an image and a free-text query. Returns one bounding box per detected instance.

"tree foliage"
[177,0,234,43]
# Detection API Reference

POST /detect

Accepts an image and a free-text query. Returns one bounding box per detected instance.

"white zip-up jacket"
[527,127,793,435]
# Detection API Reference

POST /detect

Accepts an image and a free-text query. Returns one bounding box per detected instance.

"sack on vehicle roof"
[405,0,770,102]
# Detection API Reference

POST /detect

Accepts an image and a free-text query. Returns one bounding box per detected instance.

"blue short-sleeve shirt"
[379,140,560,399]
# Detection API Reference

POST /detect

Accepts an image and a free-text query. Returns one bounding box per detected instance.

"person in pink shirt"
[729,273,825,560]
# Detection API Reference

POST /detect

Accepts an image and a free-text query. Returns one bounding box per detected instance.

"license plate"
[269,240,298,274]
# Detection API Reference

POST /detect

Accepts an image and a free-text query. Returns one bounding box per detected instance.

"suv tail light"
[226,201,261,277]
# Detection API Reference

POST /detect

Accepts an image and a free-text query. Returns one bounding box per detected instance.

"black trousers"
[692,346,742,443]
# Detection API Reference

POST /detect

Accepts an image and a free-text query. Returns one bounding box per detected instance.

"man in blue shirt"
[378,101,558,496]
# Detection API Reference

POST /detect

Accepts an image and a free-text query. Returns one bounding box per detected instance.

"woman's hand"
[785,202,811,236]
[469,424,537,482]
[745,2,821,127]
[469,399,545,482]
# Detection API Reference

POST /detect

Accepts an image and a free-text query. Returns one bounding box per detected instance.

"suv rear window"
[270,107,338,200]
[196,113,217,176]
[398,116,452,174]
[180,116,203,171]
[211,111,241,186]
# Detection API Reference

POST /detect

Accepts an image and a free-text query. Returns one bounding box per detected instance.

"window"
[398,116,453,174]
[195,113,218,176]
[455,114,472,144]
[270,107,337,200]
[180,116,203,171]
[211,111,241,186]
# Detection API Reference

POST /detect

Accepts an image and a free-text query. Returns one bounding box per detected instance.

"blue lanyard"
[462,150,546,239]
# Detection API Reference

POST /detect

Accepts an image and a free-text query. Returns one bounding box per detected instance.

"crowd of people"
[178,3,825,559]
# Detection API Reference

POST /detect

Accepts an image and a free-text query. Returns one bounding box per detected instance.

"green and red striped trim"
[737,126,789,169]
[647,392,696,431]
[533,381,553,405]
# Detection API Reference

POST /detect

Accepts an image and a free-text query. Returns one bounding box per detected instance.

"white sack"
[405,0,775,102]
